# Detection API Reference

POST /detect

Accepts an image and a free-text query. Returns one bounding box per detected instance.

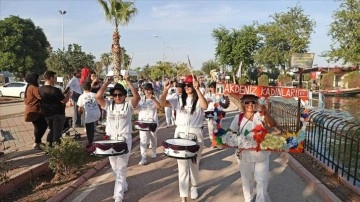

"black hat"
[109,83,127,96]
[240,94,259,100]
[143,83,154,90]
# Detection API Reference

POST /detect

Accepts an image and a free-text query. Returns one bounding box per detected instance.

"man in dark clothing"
[39,71,71,146]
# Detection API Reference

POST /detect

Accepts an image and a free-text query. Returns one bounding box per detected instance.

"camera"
[106,76,114,82]
[171,89,175,93]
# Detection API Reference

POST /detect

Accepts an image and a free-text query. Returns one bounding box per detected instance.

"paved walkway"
[0,99,342,201]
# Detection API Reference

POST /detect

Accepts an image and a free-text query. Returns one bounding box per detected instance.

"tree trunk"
[112,29,121,82]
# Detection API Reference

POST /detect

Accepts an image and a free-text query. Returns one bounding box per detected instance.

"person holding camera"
[96,73,140,202]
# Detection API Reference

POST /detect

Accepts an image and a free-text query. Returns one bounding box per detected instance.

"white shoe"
[114,197,123,202]
[190,186,198,199]
[148,144,152,149]
[138,158,147,165]
[151,152,157,159]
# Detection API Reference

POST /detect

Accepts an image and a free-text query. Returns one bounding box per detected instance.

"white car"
[0,82,27,98]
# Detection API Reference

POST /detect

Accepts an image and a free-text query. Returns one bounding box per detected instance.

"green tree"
[94,61,103,77]
[100,52,112,74]
[256,5,315,73]
[46,44,95,79]
[246,66,261,85]
[201,59,219,76]
[212,25,259,77]
[98,0,138,80]
[121,47,132,68]
[0,15,50,78]
[325,0,360,67]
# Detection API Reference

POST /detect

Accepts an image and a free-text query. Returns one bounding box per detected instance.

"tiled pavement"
[0,105,75,151]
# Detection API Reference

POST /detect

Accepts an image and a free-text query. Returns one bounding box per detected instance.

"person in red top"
[24,72,48,150]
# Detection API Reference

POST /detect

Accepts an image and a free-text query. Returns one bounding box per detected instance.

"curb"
[46,158,110,202]
[281,153,342,202]
[0,159,49,196]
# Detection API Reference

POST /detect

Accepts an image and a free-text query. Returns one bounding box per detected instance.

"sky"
[0,0,342,70]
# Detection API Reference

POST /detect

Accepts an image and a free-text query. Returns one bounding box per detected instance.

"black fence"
[269,99,360,187]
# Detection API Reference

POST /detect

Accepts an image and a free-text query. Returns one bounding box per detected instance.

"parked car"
[0,82,27,98]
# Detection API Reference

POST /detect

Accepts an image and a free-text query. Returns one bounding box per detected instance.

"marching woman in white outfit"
[229,94,276,202]
[160,75,208,202]
[96,74,140,202]
[137,83,161,165]
[204,81,224,148]
[164,81,177,127]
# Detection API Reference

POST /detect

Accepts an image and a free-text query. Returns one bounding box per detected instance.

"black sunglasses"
[243,100,257,105]
[112,93,124,97]
[184,83,193,88]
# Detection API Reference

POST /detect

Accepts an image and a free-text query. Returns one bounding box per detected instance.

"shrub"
[303,73,311,81]
[258,74,269,86]
[320,72,335,90]
[46,137,88,175]
[237,76,247,85]
[278,74,292,85]
[343,71,360,88]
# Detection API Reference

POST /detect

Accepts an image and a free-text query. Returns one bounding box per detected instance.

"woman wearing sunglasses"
[160,75,208,202]
[137,83,161,165]
[96,74,140,202]
[228,94,276,202]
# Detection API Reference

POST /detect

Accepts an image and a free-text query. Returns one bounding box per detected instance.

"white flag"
[236,61,242,78]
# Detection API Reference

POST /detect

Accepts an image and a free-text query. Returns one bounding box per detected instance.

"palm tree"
[94,61,103,76]
[98,0,138,79]
[100,52,112,74]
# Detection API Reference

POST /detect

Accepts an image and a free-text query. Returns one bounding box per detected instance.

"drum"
[204,111,214,119]
[134,121,157,132]
[219,95,230,109]
[163,138,200,159]
[91,140,128,156]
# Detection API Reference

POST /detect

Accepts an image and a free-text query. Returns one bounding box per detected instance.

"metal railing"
[269,99,360,187]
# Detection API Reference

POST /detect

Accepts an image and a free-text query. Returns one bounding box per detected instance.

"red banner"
[216,84,309,100]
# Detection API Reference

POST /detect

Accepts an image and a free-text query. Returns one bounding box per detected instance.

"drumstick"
[172,69,187,81]
[187,55,195,80]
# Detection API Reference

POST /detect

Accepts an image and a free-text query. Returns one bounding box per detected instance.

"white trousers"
[109,136,132,200]
[139,129,157,158]
[174,126,204,197]
[239,156,270,202]
[164,107,173,125]
[206,118,214,144]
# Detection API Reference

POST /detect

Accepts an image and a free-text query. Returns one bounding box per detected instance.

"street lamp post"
[59,10,66,51]
[153,35,165,61]
[166,46,174,61]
